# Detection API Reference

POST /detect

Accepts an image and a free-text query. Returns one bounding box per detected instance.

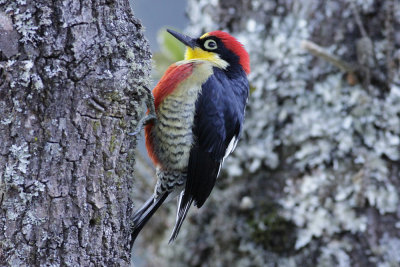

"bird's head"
[167,29,250,75]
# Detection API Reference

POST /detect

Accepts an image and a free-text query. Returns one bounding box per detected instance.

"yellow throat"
[184,34,229,69]
[185,47,215,62]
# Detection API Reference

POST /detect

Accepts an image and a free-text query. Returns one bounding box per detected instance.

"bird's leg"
[129,86,157,136]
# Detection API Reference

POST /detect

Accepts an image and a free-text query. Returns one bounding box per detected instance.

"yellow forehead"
[200,33,210,39]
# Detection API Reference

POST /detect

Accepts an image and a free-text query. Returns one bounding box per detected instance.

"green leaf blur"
[152,28,186,79]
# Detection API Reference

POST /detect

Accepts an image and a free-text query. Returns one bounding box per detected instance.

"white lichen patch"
[4,162,17,185]
[1,115,13,125]
[44,65,62,78]
[2,142,44,209]
[5,0,40,44]
[32,73,44,90]
[281,171,370,249]
[318,240,352,267]
[38,6,52,26]
[9,143,30,175]
[378,233,400,266]
[20,60,34,87]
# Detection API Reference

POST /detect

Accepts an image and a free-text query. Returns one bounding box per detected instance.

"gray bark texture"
[134,0,400,266]
[0,0,151,265]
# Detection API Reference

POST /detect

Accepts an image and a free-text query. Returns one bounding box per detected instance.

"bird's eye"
[204,39,217,50]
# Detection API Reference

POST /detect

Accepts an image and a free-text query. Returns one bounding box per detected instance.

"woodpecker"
[131,29,250,246]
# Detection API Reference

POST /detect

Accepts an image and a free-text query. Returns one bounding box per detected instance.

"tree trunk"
[137,0,400,266]
[0,0,150,265]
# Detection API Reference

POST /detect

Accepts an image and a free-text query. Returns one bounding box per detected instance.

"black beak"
[167,29,197,48]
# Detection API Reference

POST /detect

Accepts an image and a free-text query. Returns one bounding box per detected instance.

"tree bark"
[136,0,400,266]
[0,0,151,265]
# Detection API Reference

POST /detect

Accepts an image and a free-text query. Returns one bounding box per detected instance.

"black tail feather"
[132,197,154,226]
[130,193,168,248]
[168,191,193,243]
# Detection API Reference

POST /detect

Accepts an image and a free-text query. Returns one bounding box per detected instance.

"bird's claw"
[128,113,156,136]
[128,85,157,137]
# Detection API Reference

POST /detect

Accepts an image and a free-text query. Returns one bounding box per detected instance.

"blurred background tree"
[133,0,400,266]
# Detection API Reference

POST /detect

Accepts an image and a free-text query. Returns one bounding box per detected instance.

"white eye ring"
[204,39,217,50]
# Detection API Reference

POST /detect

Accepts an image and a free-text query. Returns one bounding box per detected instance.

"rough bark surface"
[136,0,400,266]
[0,0,151,265]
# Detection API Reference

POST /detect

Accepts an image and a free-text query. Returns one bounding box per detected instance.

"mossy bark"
[0,0,151,265]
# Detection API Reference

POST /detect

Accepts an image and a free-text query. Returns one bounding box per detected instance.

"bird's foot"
[128,113,156,136]
[129,85,156,136]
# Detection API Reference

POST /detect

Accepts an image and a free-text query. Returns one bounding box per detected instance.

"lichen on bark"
[0,0,151,265]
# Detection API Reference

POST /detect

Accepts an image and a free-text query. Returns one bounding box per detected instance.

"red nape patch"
[208,31,250,74]
[153,63,194,109]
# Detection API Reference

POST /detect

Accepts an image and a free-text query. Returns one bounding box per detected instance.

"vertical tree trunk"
[136,0,400,266]
[0,0,150,265]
